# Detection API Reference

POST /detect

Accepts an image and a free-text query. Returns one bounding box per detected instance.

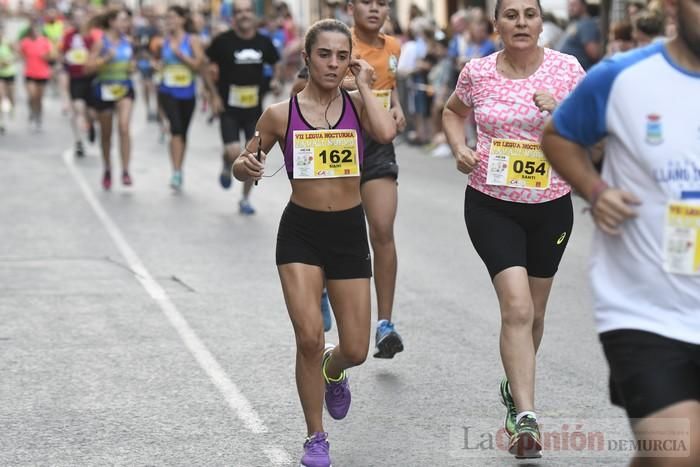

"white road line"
[62,150,292,466]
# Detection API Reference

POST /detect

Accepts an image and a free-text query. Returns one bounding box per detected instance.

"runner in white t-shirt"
[541,0,700,462]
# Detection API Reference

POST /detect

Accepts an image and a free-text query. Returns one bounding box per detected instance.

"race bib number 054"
[293,129,360,179]
[486,139,551,190]
[663,201,700,275]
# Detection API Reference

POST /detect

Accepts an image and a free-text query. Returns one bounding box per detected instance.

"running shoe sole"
[300,464,332,467]
[373,331,404,359]
[509,432,542,459]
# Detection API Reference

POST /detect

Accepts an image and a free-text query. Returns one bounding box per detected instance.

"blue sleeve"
[448,38,458,58]
[482,41,497,57]
[552,58,618,146]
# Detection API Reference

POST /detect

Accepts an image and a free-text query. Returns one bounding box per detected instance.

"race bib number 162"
[292,129,360,179]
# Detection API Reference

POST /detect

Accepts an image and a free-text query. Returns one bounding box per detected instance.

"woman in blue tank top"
[156,6,204,190]
[86,8,135,190]
[232,19,396,467]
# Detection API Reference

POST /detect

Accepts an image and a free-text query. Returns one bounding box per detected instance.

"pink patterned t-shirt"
[455,48,585,203]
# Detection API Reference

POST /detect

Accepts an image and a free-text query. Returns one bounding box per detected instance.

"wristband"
[589,179,610,208]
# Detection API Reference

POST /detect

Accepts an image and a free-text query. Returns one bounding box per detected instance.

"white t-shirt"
[553,42,700,345]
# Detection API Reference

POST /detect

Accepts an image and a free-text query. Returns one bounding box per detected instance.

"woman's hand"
[390,106,406,132]
[236,150,267,181]
[454,144,479,174]
[170,38,181,55]
[533,90,557,113]
[349,58,376,89]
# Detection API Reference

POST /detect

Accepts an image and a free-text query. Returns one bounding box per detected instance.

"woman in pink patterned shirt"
[442,0,584,459]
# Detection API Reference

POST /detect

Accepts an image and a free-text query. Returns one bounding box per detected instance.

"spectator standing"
[538,12,564,48]
[633,11,666,45]
[557,0,602,70]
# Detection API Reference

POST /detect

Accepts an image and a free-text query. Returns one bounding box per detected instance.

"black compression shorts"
[158,92,195,138]
[276,202,372,280]
[464,186,573,279]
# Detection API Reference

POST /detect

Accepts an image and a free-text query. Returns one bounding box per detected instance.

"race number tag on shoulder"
[228,85,259,108]
[163,64,193,88]
[373,89,391,110]
[293,129,360,179]
[486,139,551,190]
[66,48,88,65]
[101,83,128,101]
[663,201,700,275]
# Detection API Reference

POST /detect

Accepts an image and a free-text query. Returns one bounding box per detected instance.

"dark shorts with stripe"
[276,202,372,280]
[361,135,398,184]
[464,187,573,279]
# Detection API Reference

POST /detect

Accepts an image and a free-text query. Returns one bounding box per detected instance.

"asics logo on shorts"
[556,232,567,245]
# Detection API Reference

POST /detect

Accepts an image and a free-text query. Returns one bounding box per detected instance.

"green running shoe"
[499,378,517,436]
[508,414,542,459]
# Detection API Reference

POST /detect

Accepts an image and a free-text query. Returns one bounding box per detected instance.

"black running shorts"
[600,329,700,420]
[464,186,573,279]
[158,93,195,138]
[25,76,48,85]
[361,136,398,184]
[276,202,372,280]
[92,85,135,112]
[69,77,93,102]
[219,108,258,146]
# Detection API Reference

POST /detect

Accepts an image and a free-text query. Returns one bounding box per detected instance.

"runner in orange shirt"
[345,0,406,359]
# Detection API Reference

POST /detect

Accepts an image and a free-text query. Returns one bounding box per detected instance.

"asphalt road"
[0,84,634,466]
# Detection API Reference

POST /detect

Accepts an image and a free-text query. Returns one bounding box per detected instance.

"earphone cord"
[229,138,285,180]
[234,85,342,180]
[323,88,342,129]
[306,59,342,129]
